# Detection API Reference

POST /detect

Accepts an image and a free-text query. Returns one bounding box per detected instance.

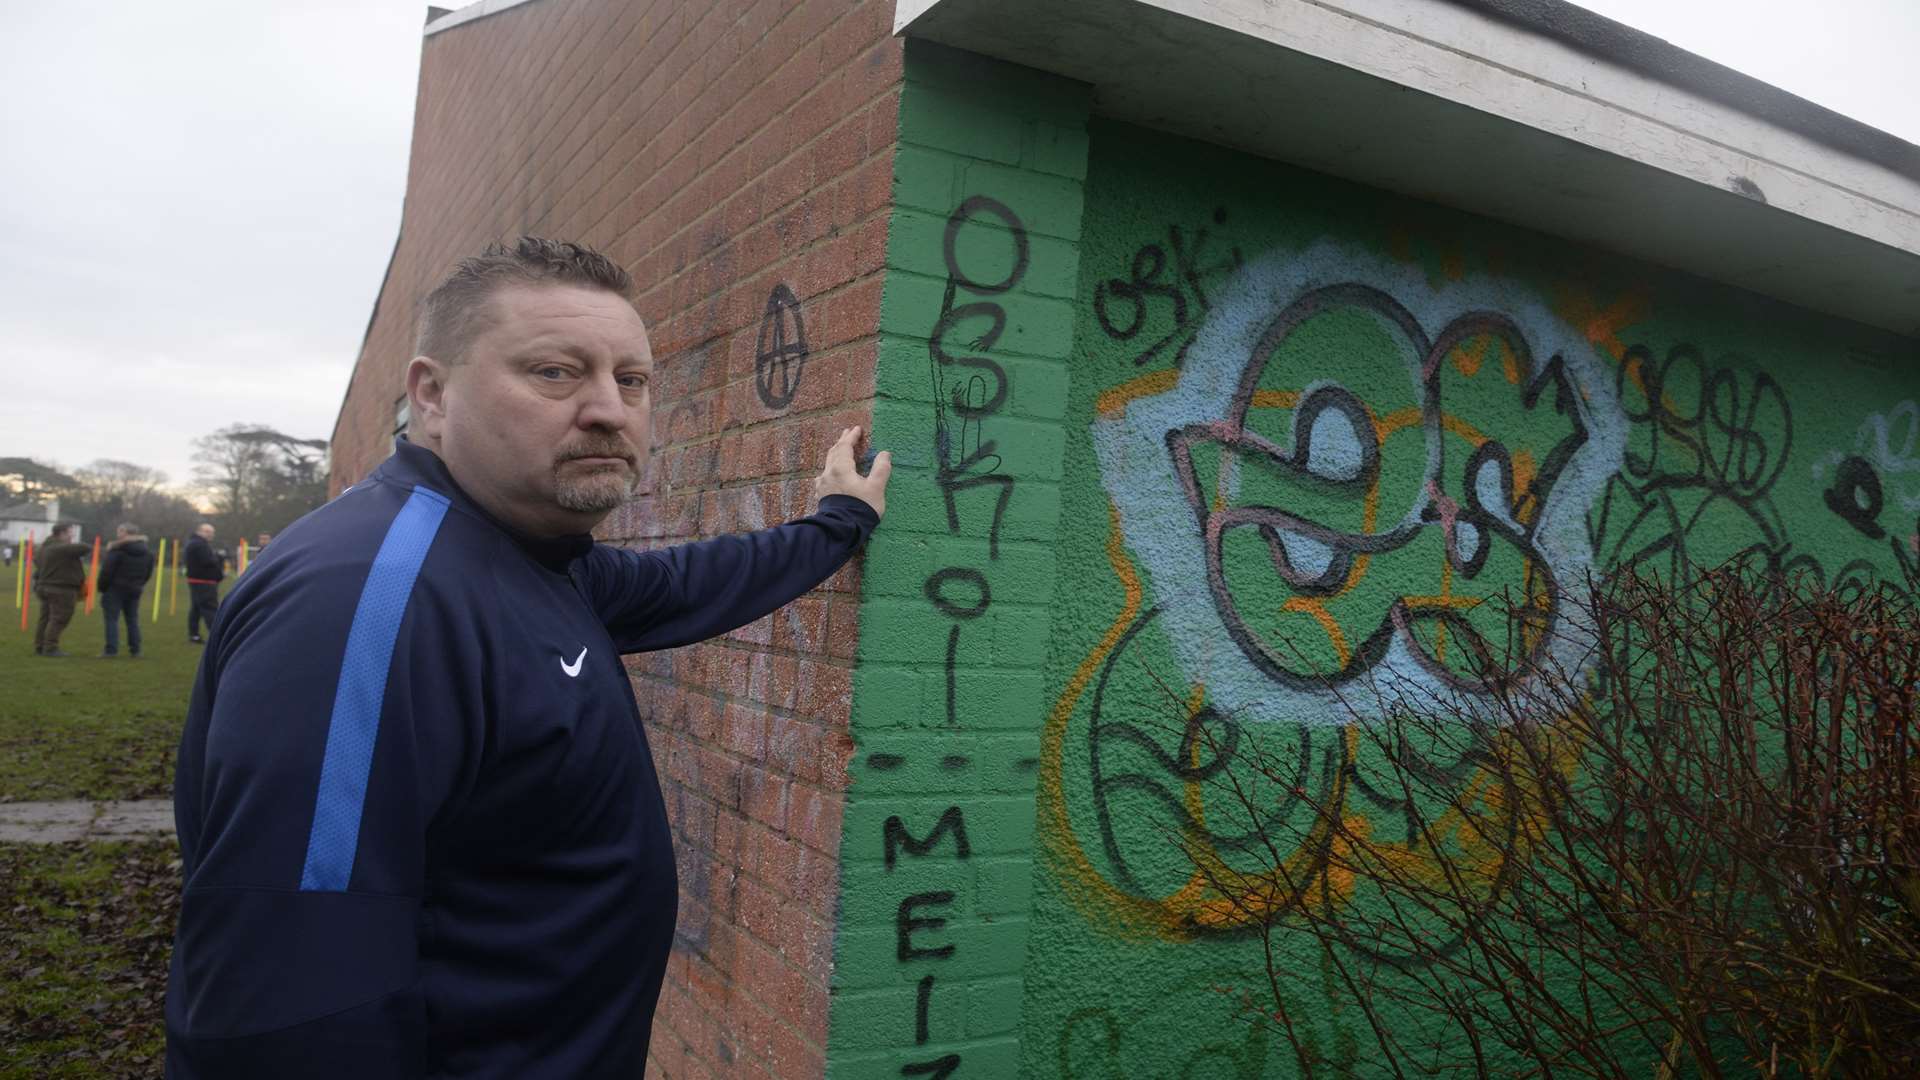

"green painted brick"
[889,145,963,217]
[955,159,1084,242]
[933,538,1056,605]
[851,731,1030,795]
[888,208,1080,301]
[1023,119,1092,180]
[842,797,978,865]
[972,735,1044,795]
[830,1038,1024,1080]
[878,271,957,340]
[939,670,1047,732]
[976,858,1035,916]
[899,82,1026,167]
[859,533,936,600]
[979,415,1067,480]
[851,664,922,720]
[991,607,1053,666]
[992,296,1080,360]
[999,356,1073,420]
[864,482,953,540]
[828,986,967,1053]
[833,917,1031,991]
[875,336,936,403]
[838,858,976,924]
[857,600,961,666]
[965,977,1026,1037]
[868,404,936,469]
[1000,481,1062,542]
[950,1037,1023,1076]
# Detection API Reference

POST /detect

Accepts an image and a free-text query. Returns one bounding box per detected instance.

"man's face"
[414,283,653,538]
[196,525,214,541]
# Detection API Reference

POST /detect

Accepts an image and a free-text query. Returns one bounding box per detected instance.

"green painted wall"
[832,40,1920,1080]
[827,42,1090,1079]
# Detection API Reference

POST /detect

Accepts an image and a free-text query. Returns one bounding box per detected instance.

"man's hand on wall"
[814,426,892,518]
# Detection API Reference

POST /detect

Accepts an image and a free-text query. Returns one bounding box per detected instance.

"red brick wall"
[327,2,903,1076]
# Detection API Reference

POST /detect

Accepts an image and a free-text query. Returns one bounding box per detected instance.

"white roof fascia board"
[425,0,543,38]
[896,0,1920,338]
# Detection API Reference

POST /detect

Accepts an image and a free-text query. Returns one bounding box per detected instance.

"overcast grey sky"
[0,0,1914,501]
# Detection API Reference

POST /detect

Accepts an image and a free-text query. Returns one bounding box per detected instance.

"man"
[31,523,89,657]
[166,237,891,1079]
[181,523,223,642]
[96,522,156,658]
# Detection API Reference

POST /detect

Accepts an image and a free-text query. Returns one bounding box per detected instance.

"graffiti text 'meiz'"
[876,194,1030,1077]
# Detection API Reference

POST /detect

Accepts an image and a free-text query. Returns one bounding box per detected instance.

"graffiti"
[1092,207,1244,368]
[1057,983,1277,1080]
[929,196,1026,558]
[1037,240,1632,963]
[754,283,808,409]
[884,806,971,870]
[1044,230,1920,993]
[1088,242,1625,731]
[1824,455,1887,538]
[1166,287,1598,698]
[1586,343,1793,579]
[858,194,1032,1077]
[1813,401,1920,578]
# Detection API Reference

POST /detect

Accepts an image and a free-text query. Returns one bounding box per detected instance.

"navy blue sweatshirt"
[167,438,876,1078]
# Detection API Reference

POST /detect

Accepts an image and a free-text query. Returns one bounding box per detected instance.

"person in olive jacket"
[183,523,224,643]
[32,522,90,657]
[97,523,156,658]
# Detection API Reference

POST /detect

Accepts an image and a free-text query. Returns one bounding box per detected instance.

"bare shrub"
[1184,563,1920,1078]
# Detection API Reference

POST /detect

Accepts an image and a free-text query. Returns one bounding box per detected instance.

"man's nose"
[575,370,628,432]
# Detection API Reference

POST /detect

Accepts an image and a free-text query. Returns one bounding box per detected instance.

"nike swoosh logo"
[560,646,587,678]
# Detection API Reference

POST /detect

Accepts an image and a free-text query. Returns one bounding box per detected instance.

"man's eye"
[536,366,569,380]
[617,374,649,390]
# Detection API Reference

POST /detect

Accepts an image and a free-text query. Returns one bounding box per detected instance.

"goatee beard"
[553,466,635,513]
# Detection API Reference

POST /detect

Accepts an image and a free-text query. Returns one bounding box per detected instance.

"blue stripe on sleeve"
[299,485,450,892]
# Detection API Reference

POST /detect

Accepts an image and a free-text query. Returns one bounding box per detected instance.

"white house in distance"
[0,498,77,547]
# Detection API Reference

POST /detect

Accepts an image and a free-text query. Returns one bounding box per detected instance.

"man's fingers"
[824,426,855,470]
[866,450,893,489]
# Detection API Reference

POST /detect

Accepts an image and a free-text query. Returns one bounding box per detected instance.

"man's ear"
[406,356,450,445]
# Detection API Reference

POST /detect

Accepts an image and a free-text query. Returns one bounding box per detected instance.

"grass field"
[1,583,209,1078]
[0,840,179,1078]
[0,584,217,803]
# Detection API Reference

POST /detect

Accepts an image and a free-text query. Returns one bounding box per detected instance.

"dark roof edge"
[1441,0,1920,182]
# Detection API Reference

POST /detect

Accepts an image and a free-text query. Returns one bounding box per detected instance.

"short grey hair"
[416,236,633,365]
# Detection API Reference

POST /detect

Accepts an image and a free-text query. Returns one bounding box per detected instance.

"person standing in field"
[96,522,157,658]
[182,523,223,643]
[31,522,89,657]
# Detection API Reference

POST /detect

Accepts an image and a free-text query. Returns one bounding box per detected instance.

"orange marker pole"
[238,539,249,575]
[20,538,33,633]
[151,539,166,622]
[168,538,180,616]
[86,535,102,615]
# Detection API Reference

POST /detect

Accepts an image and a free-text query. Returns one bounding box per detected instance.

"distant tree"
[192,425,329,540]
[64,460,203,543]
[0,457,78,501]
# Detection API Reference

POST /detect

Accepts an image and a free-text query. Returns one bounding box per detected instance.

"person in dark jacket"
[32,522,89,657]
[96,522,156,658]
[181,523,223,643]
[166,237,893,1079]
